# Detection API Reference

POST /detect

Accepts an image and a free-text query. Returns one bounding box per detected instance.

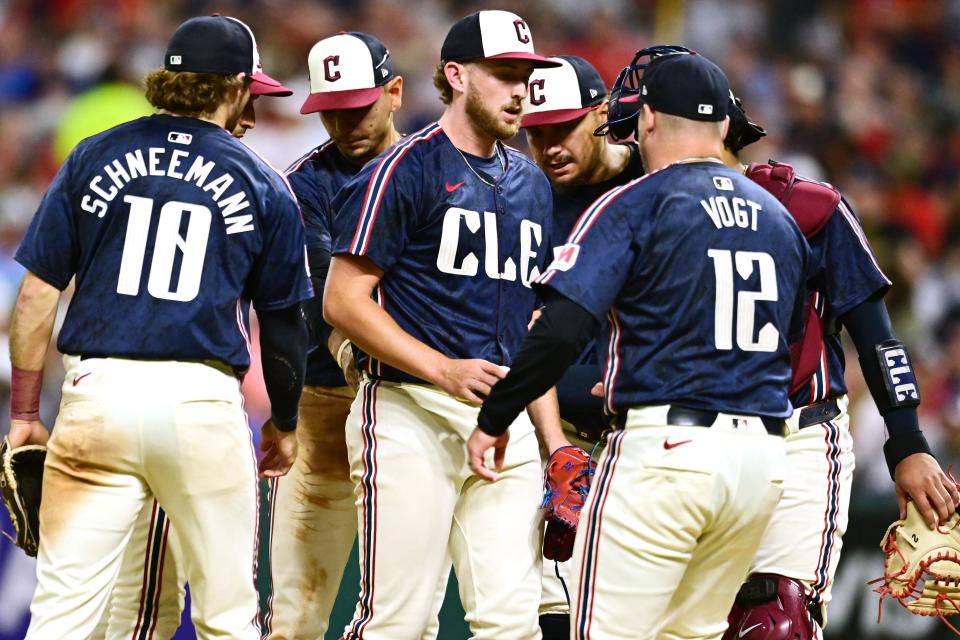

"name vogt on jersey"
[80,147,254,234]
[701,175,763,231]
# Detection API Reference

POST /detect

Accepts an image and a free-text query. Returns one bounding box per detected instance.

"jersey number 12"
[707,249,778,352]
[116,195,211,302]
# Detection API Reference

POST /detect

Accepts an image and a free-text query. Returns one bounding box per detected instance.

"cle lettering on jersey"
[80,147,253,234]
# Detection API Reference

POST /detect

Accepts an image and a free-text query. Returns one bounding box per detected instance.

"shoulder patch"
[746,161,840,238]
[549,243,580,272]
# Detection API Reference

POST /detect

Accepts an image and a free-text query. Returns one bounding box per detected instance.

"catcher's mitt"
[872,500,960,635]
[0,437,46,557]
[541,445,596,562]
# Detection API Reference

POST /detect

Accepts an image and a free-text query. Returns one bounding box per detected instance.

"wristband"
[11,367,43,422]
[883,431,932,480]
[336,339,352,371]
[272,412,299,432]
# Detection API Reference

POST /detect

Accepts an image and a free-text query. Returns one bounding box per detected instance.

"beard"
[465,85,521,141]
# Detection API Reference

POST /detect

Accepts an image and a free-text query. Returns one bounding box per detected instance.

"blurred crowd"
[2,0,960,503]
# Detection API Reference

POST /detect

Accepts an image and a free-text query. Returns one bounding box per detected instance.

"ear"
[720,115,730,141]
[444,62,466,95]
[387,75,403,112]
[597,99,610,119]
[641,104,656,136]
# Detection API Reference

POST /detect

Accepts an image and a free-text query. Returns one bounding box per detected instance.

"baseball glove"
[0,437,46,557]
[541,445,596,562]
[872,500,960,634]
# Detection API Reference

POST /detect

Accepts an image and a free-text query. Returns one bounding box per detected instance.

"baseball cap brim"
[521,105,598,128]
[300,86,383,114]
[480,52,563,68]
[250,71,293,96]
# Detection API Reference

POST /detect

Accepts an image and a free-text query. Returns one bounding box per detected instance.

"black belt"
[664,406,786,437]
[797,398,841,429]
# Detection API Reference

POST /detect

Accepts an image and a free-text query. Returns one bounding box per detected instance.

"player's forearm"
[324,257,447,383]
[479,297,597,436]
[326,291,447,382]
[841,297,931,477]
[526,388,568,454]
[257,304,309,432]
[10,271,60,371]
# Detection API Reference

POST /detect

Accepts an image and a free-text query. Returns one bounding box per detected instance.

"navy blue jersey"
[539,161,809,417]
[551,142,645,367]
[331,122,554,383]
[286,140,359,387]
[791,197,891,406]
[16,114,312,370]
[552,143,645,242]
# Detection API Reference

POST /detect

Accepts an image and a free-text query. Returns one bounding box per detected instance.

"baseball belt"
[797,398,841,430]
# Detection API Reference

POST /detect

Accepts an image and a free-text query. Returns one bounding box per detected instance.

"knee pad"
[722,574,819,640]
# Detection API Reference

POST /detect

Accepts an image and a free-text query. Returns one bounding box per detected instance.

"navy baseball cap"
[441,10,561,69]
[164,15,290,96]
[624,51,729,121]
[301,32,395,113]
[521,56,607,128]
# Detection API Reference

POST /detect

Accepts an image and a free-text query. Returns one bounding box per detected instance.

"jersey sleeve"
[286,168,331,255]
[14,154,80,290]
[247,180,313,311]
[820,198,891,317]
[331,149,422,272]
[535,186,640,321]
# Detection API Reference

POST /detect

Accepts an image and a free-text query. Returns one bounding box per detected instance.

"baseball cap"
[521,56,607,128]
[164,15,289,95]
[624,52,729,122]
[300,32,395,114]
[440,10,562,69]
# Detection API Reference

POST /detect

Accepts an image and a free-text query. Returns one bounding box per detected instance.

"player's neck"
[582,142,631,186]
[158,108,230,131]
[642,138,724,173]
[438,108,497,157]
[349,126,402,167]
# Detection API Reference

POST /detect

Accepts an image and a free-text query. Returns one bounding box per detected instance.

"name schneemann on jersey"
[80,147,254,234]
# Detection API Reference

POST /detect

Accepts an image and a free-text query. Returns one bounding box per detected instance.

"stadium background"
[1,0,960,637]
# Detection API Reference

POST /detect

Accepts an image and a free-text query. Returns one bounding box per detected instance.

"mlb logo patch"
[168,132,193,145]
[713,176,734,191]
[698,104,713,115]
[549,243,581,272]
[169,55,182,65]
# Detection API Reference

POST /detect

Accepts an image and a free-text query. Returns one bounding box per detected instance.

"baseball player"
[259,32,404,640]
[323,10,566,639]
[88,72,296,640]
[8,15,310,638]
[719,93,960,639]
[519,54,645,639]
[471,48,810,639]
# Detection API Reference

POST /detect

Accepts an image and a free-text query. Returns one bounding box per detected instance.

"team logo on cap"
[514,19,530,43]
[324,56,341,82]
[529,79,546,106]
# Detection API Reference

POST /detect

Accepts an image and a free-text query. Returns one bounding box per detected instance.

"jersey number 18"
[116,195,211,302]
[707,249,778,352]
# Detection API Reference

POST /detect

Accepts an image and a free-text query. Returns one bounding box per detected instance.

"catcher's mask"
[725,90,767,154]
[594,45,693,142]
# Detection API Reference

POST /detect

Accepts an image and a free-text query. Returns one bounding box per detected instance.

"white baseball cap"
[521,55,607,127]
[440,10,561,68]
[301,32,395,114]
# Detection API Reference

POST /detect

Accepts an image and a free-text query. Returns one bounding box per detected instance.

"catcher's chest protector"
[747,161,841,394]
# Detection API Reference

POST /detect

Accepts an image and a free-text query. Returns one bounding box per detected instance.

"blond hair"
[144,68,247,117]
